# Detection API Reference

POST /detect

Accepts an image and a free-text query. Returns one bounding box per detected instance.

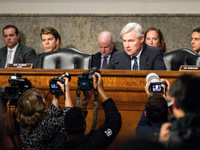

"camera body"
[78,67,100,91]
[78,73,94,91]
[146,73,167,93]
[1,73,31,106]
[149,82,167,92]
[50,72,71,95]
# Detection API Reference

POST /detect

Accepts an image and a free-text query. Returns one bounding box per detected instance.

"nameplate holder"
[179,65,200,71]
[6,63,33,69]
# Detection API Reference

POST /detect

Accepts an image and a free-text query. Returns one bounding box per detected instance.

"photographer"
[14,77,72,150]
[135,78,172,141]
[159,74,200,150]
[56,72,122,150]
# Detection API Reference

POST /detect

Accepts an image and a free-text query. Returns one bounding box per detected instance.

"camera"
[78,67,100,91]
[146,73,167,93]
[50,72,71,95]
[1,73,31,106]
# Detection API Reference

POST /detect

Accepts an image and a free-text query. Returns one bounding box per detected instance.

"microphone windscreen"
[146,73,160,83]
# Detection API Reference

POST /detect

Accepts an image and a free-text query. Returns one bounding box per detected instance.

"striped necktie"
[132,56,138,70]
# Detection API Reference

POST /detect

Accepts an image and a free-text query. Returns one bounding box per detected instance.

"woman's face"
[145,30,161,48]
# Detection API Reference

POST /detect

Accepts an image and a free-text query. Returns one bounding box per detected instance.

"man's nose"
[45,40,49,44]
[7,36,11,40]
[125,42,130,48]
[101,48,105,52]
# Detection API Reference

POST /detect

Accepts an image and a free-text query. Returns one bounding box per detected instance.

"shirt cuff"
[64,107,71,112]
[167,101,174,107]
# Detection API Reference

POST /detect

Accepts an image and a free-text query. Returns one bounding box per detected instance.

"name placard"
[179,65,200,71]
[6,63,33,69]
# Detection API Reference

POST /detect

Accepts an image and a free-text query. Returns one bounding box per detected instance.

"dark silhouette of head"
[170,74,200,113]
[145,94,168,123]
[64,107,86,136]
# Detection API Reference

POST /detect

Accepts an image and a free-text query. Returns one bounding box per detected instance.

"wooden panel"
[1,69,200,149]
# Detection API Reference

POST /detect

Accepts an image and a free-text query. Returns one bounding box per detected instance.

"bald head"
[98,31,114,57]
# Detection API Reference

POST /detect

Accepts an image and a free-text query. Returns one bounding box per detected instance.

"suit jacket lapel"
[122,51,131,69]
[13,44,22,63]
[96,53,101,69]
[140,44,148,70]
[0,47,7,68]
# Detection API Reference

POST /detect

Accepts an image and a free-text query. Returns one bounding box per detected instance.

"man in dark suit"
[0,25,36,68]
[191,27,200,54]
[105,22,166,70]
[92,31,117,69]
[33,27,62,68]
[40,27,62,53]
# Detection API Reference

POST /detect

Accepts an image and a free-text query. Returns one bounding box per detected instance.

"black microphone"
[114,61,119,64]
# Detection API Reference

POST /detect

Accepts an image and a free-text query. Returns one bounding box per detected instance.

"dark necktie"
[102,57,107,69]
[132,56,138,70]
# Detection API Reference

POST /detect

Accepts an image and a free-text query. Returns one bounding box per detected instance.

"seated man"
[105,22,166,70]
[135,80,171,141]
[40,27,62,53]
[34,27,62,68]
[191,27,200,54]
[92,31,117,69]
[159,74,200,150]
[0,25,36,68]
[56,72,122,150]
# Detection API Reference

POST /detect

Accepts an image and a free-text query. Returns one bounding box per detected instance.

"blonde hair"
[15,88,45,133]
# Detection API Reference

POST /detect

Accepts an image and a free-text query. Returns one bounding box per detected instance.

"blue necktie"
[102,57,107,69]
[5,50,13,68]
[132,56,138,70]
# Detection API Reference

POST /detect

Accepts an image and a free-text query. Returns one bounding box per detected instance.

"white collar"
[8,43,19,52]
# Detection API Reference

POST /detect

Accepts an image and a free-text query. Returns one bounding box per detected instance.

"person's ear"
[17,34,20,40]
[144,111,147,118]
[173,100,179,109]
[56,38,59,45]
[140,36,144,43]
[59,41,62,47]
[112,41,115,47]
[83,123,86,132]
[171,97,179,109]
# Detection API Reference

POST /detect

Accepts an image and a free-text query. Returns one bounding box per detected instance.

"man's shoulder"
[141,44,163,58]
[93,51,101,57]
[112,50,126,57]
[112,47,118,53]
[19,44,34,51]
[114,50,125,54]
[0,46,7,51]
[144,44,163,54]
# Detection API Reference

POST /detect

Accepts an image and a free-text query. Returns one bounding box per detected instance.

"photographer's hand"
[145,81,153,97]
[57,77,73,107]
[161,79,172,104]
[93,73,109,102]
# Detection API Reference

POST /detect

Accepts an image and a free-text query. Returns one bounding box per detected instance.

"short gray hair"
[120,22,144,39]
